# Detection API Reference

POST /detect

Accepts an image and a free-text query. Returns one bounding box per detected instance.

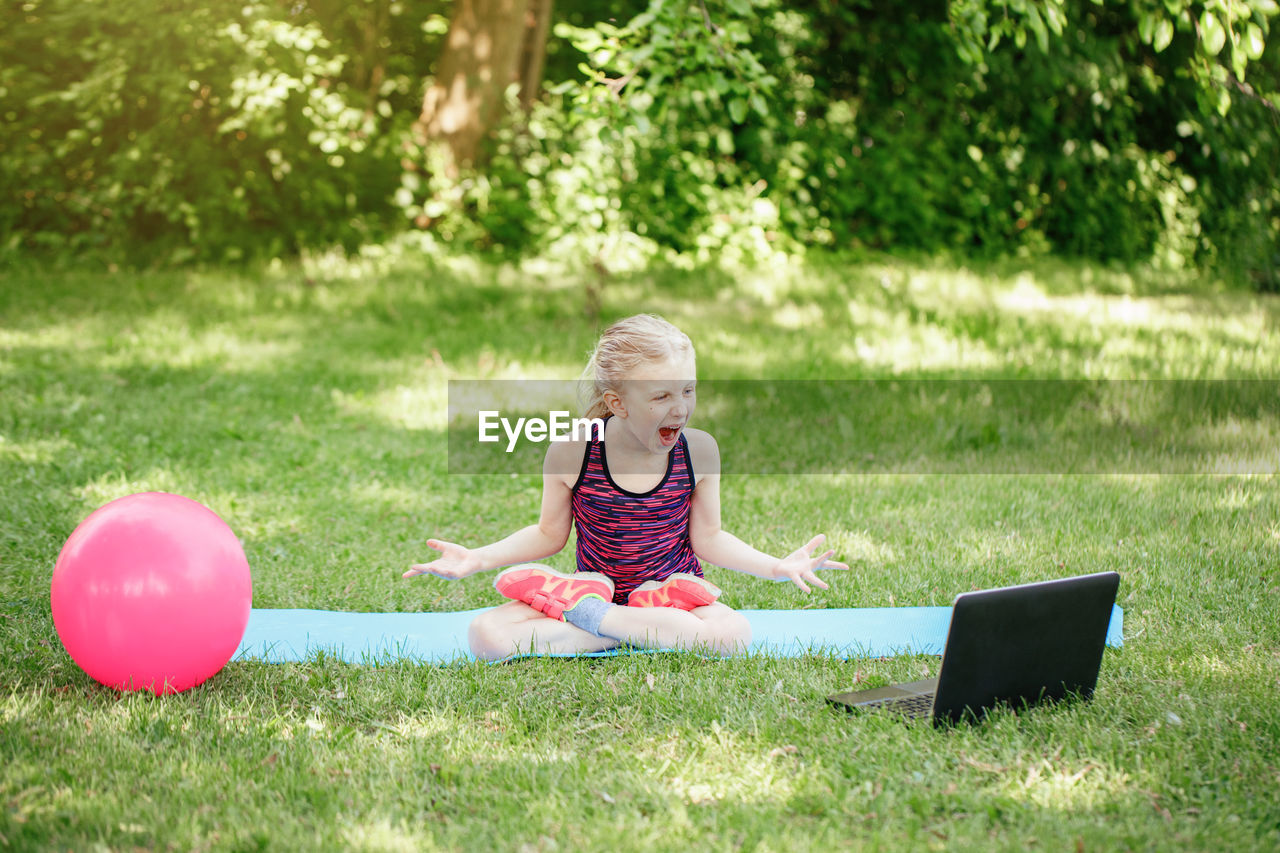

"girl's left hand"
[775,534,849,592]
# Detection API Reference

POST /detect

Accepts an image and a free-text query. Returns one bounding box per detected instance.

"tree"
[415,0,554,171]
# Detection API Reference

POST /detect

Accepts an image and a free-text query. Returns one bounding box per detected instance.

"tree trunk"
[518,0,553,111]
[417,0,551,171]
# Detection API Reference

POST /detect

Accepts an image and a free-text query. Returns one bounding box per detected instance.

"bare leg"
[597,602,752,656]
[468,600,753,660]
[468,601,621,661]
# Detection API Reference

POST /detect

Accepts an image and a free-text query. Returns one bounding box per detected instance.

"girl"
[405,314,846,660]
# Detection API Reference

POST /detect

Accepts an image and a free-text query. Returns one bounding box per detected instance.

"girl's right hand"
[403,539,484,580]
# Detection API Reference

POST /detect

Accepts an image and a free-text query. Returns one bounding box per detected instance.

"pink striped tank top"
[571,421,704,604]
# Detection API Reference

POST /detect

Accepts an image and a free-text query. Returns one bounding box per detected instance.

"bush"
[488,0,1277,282]
[0,0,402,264]
[4,0,1276,286]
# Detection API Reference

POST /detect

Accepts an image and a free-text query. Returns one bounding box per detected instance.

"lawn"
[1,251,1278,850]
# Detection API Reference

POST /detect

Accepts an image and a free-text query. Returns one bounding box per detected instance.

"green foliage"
[0,0,407,264]
[392,0,788,268]
[567,0,783,262]
[3,0,1277,287]
[945,0,1280,284]
[532,0,1279,280]
[949,0,1069,61]
[952,0,1278,113]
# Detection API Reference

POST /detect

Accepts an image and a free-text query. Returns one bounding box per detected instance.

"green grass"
[2,251,1278,850]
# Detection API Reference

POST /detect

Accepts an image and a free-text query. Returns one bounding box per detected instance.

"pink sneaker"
[627,573,721,610]
[493,565,615,621]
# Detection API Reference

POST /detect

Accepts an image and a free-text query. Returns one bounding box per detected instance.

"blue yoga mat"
[235,605,1124,664]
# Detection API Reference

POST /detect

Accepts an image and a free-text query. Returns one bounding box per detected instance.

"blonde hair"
[581,314,694,419]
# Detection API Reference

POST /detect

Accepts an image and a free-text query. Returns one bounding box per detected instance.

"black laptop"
[827,571,1120,725]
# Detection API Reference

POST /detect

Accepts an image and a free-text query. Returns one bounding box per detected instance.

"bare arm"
[404,442,578,579]
[686,430,846,592]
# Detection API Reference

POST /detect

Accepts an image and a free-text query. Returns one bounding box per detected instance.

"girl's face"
[607,351,697,455]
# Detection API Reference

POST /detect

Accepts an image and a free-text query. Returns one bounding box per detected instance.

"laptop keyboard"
[867,693,935,718]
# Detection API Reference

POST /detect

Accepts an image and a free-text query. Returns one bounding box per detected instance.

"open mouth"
[658,425,681,445]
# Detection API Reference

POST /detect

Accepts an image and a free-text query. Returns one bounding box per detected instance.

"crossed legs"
[468,599,752,661]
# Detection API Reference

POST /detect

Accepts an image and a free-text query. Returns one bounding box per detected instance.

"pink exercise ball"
[51,492,253,695]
